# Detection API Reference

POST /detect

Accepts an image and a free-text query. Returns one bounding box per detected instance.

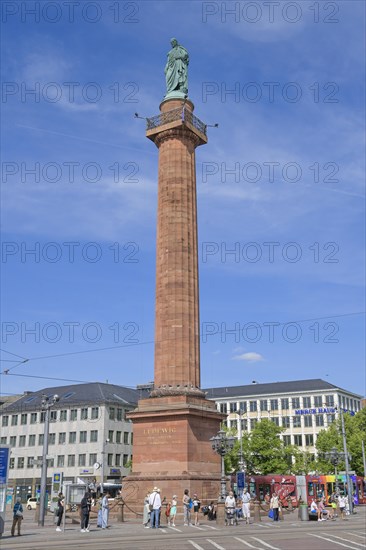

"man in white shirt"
[149,487,162,528]
[241,488,251,524]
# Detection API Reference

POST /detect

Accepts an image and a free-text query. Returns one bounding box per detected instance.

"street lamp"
[100,438,110,494]
[210,430,236,502]
[323,446,346,493]
[39,393,59,526]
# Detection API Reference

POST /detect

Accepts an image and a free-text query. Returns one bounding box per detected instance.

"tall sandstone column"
[124,98,223,508]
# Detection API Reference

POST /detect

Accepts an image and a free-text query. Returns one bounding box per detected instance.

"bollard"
[253,499,261,522]
[215,502,226,526]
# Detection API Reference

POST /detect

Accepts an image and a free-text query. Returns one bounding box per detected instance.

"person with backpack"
[183,489,192,526]
[80,491,91,532]
[11,497,23,537]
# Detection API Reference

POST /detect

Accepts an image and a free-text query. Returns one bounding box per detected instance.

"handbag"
[268,509,274,519]
[16,509,23,518]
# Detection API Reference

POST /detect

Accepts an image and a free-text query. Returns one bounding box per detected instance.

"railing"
[146,106,207,136]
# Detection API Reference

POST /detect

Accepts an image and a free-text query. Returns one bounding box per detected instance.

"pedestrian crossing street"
[155,523,366,550]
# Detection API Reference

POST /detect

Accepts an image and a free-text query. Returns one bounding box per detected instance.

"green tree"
[315,409,366,476]
[249,419,289,474]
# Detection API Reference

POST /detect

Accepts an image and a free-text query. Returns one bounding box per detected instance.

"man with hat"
[149,487,162,528]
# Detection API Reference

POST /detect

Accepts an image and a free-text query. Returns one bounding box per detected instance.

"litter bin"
[299,504,309,521]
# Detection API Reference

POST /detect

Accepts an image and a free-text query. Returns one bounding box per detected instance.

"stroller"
[225,507,238,526]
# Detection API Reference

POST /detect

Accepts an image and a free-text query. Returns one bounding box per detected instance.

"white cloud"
[232,352,264,362]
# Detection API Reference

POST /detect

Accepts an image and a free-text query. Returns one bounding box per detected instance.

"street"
[2,507,365,550]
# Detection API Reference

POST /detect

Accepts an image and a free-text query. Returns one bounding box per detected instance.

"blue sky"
[1,1,365,397]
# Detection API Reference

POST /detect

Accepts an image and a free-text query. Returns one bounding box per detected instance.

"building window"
[294,435,303,447]
[67,455,75,467]
[270,399,278,411]
[60,410,67,421]
[107,454,113,466]
[241,419,248,431]
[38,434,44,445]
[40,411,46,423]
[271,417,280,426]
[49,433,56,445]
[260,400,268,412]
[9,458,15,469]
[0,437,6,445]
[292,398,300,409]
[88,453,96,466]
[19,435,26,447]
[305,434,314,447]
[91,407,99,419]
[69,432,76,444]
[314,396,322,407]
[109,407,115,420]
[116,431,121,444]
[304,416,313,427]
[2,416,9,427]
[303,396,311,408]
[78,454,86,467]
[46,458,54,468]
[17,457,24,469]
[123,454,129,466]
[59,432,66,445]
[11,415,18,426]
[57,455,65,467]
[230,401,238,413]
[30,413,37,424]
[21,413,27,425]
[27,457,34,468]
[325,395,334,407]
[10,436,16,447]
[327,414,336,424]
[115,454,121,466]
[79,431,87,443]
[90,430,98,443]
[249,401,257,412]
[315,415,324,427]
[282,416,290,428]
[117,408,123,421]
[70,409,77,421]
[281,398,289,410]
[283,435,291,446]
[239,401,247,413]
[108,431,114,443]
[29,434,36,446]
[293,416,301,428]
[123,432,129,444]
[50,410,57,422]
[81,408,88,420]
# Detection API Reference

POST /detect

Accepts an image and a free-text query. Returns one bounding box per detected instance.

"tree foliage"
[224,408,366,476]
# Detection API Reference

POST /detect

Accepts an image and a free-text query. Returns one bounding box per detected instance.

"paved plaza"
[2,507,365,550]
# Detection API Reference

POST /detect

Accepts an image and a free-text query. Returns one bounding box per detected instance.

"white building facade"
[0,382,141,501]
[204,379,362,456]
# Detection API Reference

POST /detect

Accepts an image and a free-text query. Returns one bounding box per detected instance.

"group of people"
[224,488,252,525]
[143,487,203,528]
[53,490,110,533]
[142,487,253,528]
[310,493,349,521]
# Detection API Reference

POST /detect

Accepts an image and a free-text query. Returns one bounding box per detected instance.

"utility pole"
[39,394,59,526]
[362,440,366,479]
[339,407,353,514]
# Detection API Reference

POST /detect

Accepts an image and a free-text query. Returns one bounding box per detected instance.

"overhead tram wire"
[0,311,364,375]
